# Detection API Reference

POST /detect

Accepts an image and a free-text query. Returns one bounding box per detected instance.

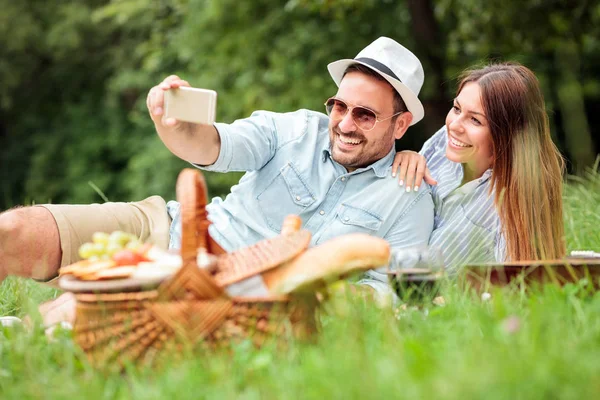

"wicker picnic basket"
[69,169,319,367]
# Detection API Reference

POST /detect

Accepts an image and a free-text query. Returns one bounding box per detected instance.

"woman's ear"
[394,112,413,140]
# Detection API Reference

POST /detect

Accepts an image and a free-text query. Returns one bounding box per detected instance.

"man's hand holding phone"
[147,75,187,126]
[146,75,221,166]
[147,75,216,125]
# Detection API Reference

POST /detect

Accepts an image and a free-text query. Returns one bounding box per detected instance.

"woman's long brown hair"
[458,63,565,261]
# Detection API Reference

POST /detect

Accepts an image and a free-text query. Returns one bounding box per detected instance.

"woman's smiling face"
[445,82,494,180]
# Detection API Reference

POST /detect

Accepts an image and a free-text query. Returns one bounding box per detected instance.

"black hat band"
[355,57,401,82]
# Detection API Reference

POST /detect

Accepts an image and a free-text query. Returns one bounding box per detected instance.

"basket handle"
[176,168,211,265]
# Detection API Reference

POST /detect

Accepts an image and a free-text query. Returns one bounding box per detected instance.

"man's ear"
[393,112,413,140]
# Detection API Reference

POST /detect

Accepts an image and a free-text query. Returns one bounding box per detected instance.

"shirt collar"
[455,164,493,186]
[321,146,330,163]
[481,168,492,178]
[322,143,395,178]
[477,168,493,185]
[366,147,396,178]
[435,162,493,201]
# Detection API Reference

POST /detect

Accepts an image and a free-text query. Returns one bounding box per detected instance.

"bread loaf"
[264,233,391,294]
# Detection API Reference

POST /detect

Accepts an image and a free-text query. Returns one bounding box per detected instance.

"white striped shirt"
[421,126,506,273]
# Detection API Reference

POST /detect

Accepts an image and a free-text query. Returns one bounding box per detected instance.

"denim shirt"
[167,110,434,270]
[420,126,506,273]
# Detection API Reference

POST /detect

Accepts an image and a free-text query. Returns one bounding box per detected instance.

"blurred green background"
[1,0,598,209]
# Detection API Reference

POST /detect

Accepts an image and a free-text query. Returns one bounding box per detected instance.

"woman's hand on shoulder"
[391,150,438,192]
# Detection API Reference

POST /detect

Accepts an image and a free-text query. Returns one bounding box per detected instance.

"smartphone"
[164,86,217,125]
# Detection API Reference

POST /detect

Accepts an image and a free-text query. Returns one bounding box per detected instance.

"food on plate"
[60,259,116,280]
[61,231,182,281]
[94,266,139,280]
[77,231,144,260]
[112,249,148,266]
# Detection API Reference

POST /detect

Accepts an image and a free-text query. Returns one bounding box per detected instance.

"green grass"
[2,170,600,399]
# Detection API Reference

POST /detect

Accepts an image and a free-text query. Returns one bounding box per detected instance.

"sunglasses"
[324,97,404,131]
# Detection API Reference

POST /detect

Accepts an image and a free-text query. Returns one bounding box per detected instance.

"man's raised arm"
[147,75,221,166]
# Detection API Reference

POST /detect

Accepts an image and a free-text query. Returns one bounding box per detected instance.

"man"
[0,37,433,298]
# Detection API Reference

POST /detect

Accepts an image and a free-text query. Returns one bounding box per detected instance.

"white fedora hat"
[327,37,425,126]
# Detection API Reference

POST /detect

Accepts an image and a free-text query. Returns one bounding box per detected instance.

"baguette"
[264,233,391,294]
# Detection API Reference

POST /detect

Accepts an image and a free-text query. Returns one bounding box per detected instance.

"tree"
[0,0,598,210]
[439,0,599,172]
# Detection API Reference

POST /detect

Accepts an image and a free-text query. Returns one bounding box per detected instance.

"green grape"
[106,242,123,257]
[109,231,133,246]
[125,239,142,251]
[91,242,106,257]
[78,242,95,259]
[88,256,100,262]
[92,232,110,246]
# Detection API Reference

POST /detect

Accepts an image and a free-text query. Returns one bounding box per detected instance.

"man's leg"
[0,206,62,282]
[0,196,172,329]
[0,196,171,283]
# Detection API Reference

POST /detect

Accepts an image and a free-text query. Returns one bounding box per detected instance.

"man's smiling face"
[328,71,402,171]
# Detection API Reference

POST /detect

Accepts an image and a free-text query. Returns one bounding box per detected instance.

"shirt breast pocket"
[256,162,316,232]
[460,199,496,232]
[459,201,496,258]
[317,204,383,244]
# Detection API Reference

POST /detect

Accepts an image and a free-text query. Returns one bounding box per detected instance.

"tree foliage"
[0,0,598,210]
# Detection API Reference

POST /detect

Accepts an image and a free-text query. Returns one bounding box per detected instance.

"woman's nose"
[449,115,464,132]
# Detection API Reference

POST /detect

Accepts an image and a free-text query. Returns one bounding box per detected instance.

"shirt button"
[319,210,325,215]
[295,196,301,201]
[344,217,350,222]
[341,177,346,181]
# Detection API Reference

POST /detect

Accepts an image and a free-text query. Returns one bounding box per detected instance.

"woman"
[392,62,565,272]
